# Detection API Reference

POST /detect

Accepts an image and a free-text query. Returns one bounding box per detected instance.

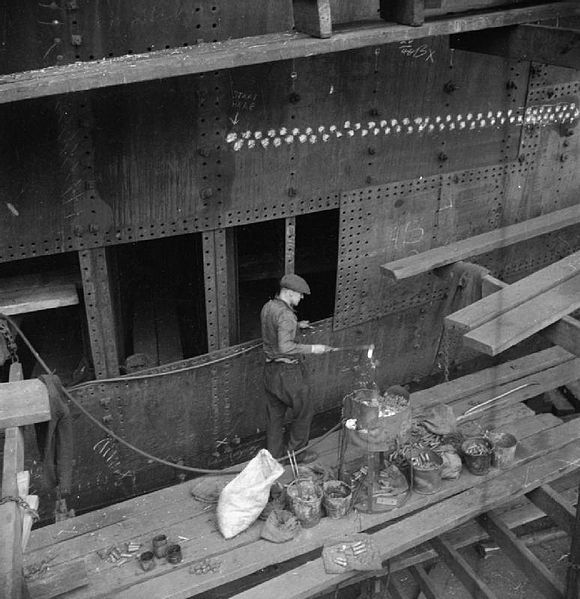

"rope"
[0,495,39,521]
[0,312,341,476]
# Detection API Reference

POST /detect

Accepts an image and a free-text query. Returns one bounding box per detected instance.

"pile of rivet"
[189,558,222,575]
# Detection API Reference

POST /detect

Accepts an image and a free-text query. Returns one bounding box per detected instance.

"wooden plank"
[0,281,78,316]
[445,250,580,333]
[411,345,574,408]
[430,536,499,598]
[381,203,580,280]
[463,274,580,356]
[381,0,425,26]
[0,381,50,429]
[452,24,580,70]
[0,3,577,105]
[526,485,576,532]
[547,389,576,417]
[292,0,332,38]
[230,435,580,599]
[78,420,580,599]
[408,565,442,599]
[475,274,580,358]
[478,510,565,599]
[27,559,88,599]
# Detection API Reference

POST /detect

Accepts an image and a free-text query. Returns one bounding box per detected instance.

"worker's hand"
[311,344,331,354]
[298,320,314,330]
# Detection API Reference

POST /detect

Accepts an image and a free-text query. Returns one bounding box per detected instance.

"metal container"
[344,389,412,453]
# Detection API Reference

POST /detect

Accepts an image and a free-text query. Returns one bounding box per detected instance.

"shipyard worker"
[261,273,332,463]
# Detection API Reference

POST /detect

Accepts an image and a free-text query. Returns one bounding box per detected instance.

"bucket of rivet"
[166,544,182,564]
[322,480,352,519]
[411,449,443,495]
[286,478,323,528]
[462,437,493,476]
[152,534,168,558]
[139,551,156,572]
[488,431,517,469]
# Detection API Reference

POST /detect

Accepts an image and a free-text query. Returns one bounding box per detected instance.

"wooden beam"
[0,3,577,105]
[463,274,580,356]
[0,381,50,429]
[0,275,78,317]
[476,274,580,357]
[430,536,499,598]
[526,485,576,532]
[478,510,565,599]
[452,24,580,70]
[445,250,580,333]
[408,564,442,599]
[382,204,580,280]
[0,428,26,599]
[381,0,425,26]
[292,0,332,39]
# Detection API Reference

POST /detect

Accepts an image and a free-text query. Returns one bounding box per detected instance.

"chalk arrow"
[229,112,239,125]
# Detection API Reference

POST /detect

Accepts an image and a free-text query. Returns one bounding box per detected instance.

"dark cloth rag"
[35,374,74,494]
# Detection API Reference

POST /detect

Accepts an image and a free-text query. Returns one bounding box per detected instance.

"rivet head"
[368,147,375,155]
[438,152,448,162]
[288,92,301,104]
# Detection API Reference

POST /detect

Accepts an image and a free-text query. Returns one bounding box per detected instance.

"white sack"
[217,449,284,539]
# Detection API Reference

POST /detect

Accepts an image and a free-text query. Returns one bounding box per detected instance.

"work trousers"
[263,361,314,459]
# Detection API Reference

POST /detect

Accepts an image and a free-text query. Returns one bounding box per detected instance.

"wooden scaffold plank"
[0,3,577,104]
[445,250,580,333]
[381,204,580,280]
[463,274,580,356]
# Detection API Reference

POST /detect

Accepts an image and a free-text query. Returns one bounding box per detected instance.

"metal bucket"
[344,388,412,453]
[323,480,352,519]
[286,479,323,528]
[462,437,493,476]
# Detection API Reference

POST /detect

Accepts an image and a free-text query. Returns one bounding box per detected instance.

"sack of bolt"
[321,534,382,574]
[261,509,301,543]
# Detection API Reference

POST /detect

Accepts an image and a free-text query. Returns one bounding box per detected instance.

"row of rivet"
[226,102,579,151]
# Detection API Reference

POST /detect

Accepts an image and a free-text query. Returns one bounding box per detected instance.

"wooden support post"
[203,229,239,351]
[292,0,332,39]
[478,510,565,599]
[565,477,580,599]
[78,248,120,378]
[526,485,576,533]
[285,217,296,275]
[0,362,27,599]
[452,24,580,70]
[430,536,498,598]
[380,0,425,27]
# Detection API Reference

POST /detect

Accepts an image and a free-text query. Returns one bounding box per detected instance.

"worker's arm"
[277,312,329,354]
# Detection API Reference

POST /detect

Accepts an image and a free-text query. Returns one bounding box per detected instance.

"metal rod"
[458,381,540,421]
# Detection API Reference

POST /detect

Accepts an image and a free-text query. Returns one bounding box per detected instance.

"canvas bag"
[217,449,284,539]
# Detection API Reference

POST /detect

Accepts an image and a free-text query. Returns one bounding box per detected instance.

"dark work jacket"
[260,298,313,361]
[35,374,73,494]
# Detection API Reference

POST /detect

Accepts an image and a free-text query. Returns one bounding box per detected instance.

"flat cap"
[280,273,311,295]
